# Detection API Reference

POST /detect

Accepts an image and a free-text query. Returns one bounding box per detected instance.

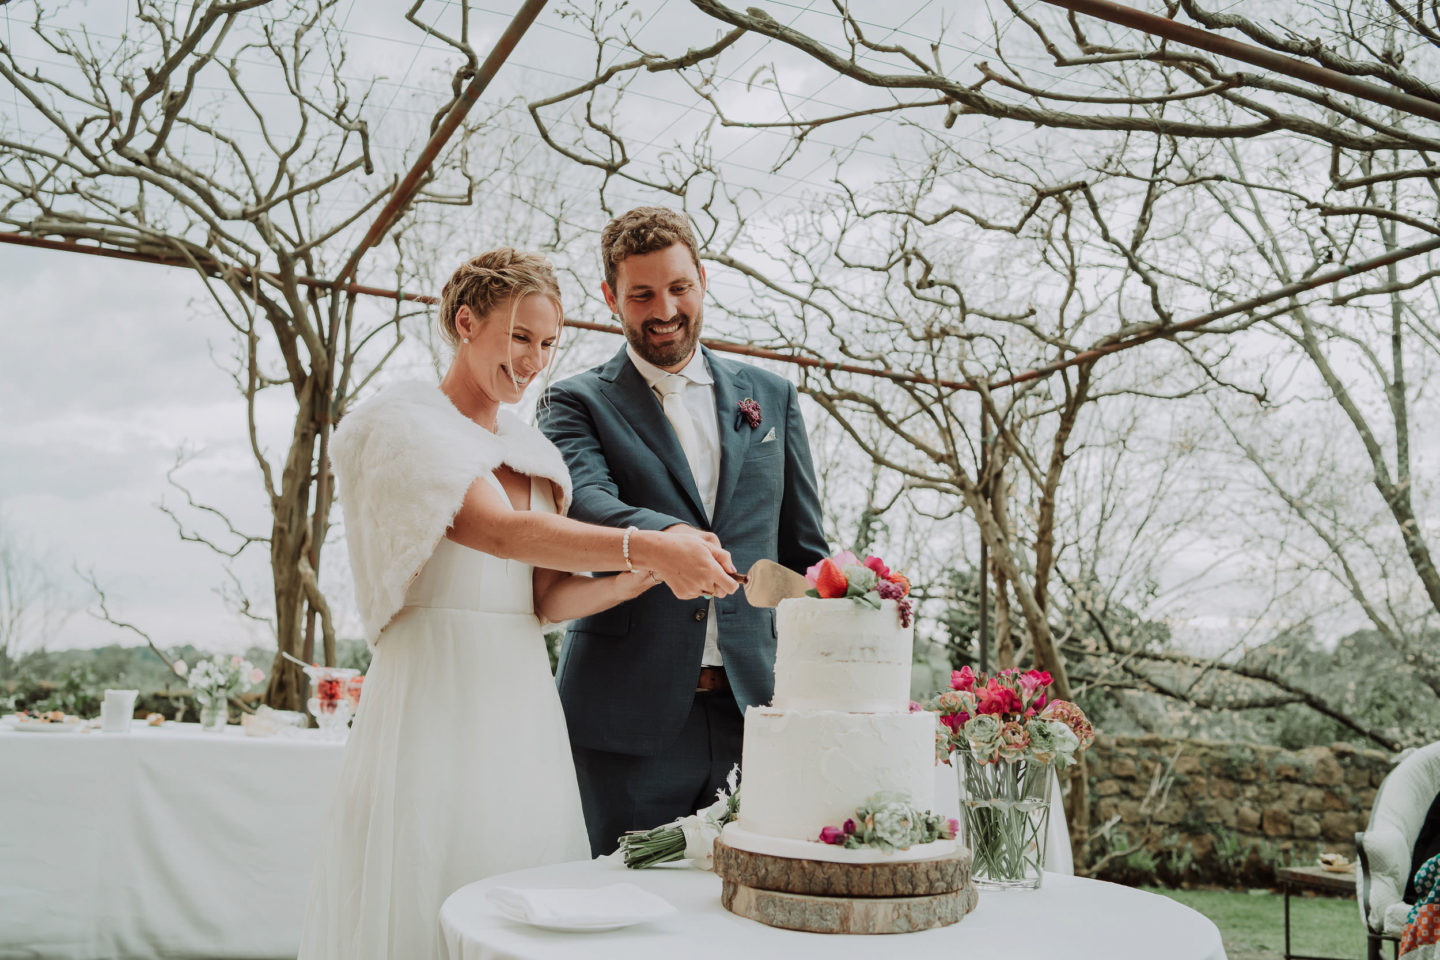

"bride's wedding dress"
[298,472,590,960]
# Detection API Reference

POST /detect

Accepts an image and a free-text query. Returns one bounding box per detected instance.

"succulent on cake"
[921,666,1094,769]
[817,791,958,853]
[803,551,914,627]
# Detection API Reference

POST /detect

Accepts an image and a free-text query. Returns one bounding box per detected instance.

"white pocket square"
[760,427,777,443]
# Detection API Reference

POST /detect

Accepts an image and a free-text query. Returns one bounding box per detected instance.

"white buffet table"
[440,856,1228,960]
[0,723,1076,959]
[0,721,344,960]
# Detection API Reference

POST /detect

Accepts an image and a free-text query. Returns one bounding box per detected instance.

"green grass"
[1142,887,1369,960]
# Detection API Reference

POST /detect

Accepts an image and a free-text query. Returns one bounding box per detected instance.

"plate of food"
[10,710,85,733]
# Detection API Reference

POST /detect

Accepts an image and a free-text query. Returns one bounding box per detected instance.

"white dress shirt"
[626,344,723,666]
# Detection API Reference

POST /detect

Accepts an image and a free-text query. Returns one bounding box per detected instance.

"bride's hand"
[632,527,737,601]
[614,569,659,600]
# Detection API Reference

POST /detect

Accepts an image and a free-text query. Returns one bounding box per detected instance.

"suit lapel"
[709,348,756,523]
[598,347,708,519]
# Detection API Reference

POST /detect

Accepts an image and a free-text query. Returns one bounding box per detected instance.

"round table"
[440,855,1227,960]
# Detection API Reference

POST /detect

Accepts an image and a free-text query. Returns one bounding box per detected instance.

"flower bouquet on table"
[920,666,1094,888]
[619,767,740,870]
[174,655,266,733]
[804,551,913,627]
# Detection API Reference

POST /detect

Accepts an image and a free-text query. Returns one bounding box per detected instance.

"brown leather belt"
[696,666,730,693]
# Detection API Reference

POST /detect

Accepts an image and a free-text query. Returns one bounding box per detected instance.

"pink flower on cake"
[819,825,847,845]
[803,549,914,625]
[805,552,857,592]
[876,579,905,601]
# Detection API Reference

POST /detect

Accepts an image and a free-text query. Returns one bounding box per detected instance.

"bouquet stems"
[957,754,1053,888]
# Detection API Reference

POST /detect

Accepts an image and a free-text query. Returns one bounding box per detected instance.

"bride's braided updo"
[437,247,563,349]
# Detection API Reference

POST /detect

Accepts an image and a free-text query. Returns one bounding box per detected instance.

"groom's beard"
[627,304,703,369]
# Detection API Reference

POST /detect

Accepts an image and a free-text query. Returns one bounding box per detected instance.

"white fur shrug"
[329,381,573,643]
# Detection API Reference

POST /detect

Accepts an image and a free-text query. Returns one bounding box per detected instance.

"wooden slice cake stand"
[713,838,977,934]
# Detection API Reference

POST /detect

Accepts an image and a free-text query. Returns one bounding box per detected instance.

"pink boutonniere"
[736,398,762,429]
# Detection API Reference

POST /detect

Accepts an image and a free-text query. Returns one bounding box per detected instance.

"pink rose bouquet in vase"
[922,667,1093,889]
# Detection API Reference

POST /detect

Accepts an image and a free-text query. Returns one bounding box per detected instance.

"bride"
[297,248,737,960]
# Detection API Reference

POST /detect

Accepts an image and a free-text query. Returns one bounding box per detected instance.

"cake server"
[730,559,811,607]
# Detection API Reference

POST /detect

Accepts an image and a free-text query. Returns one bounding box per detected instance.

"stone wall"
[1081,734,1395,886]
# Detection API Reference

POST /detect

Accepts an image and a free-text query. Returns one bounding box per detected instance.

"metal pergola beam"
[1041,0,1440,124]
[335,0,550,285]
[7,229,1439,394]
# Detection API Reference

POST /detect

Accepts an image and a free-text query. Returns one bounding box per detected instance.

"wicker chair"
[1356,741,1440,960]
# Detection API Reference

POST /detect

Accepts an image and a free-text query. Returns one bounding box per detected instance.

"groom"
[539,206,828,856]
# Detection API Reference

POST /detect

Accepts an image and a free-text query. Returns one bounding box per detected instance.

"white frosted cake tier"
[772,597,914,713]
[735,707,937,844]
[720,822,958,863]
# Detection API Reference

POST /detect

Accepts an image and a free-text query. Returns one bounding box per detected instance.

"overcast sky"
[0,0,1401,660]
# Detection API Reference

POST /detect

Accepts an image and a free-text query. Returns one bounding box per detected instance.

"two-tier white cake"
[721,596,954,863]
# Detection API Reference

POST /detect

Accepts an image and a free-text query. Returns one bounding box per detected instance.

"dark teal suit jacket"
[538,346,827,756]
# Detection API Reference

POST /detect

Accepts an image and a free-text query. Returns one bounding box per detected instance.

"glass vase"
[197,695,228,732]
[955,753,1052,889]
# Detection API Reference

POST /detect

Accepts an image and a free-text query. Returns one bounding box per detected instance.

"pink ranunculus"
[1018,669,1052,696]
[945,818,960,839]
[863,555,890,579]
[832,550,860,569]
[939,712,967,733]
[951,666,976,692]
[819,826,846,845]
[977,678,1022,716]
[250,668,265,684]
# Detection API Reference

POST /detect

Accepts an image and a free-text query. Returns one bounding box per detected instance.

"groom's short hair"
[600,207,702,290]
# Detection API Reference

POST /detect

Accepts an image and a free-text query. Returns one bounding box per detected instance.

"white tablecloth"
[0,722,344,960]
[441,857,1227,960]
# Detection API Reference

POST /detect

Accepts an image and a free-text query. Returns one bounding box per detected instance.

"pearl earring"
[462,337,470,344]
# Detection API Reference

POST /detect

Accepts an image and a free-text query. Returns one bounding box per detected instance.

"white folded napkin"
[487,883,678,926]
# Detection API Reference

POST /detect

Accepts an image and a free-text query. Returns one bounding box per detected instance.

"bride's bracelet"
[622,525,638,572]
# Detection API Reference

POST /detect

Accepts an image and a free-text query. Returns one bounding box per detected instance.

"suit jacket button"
[694,608,707,621]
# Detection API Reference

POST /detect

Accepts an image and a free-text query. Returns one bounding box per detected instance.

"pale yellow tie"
[655,374,703,486]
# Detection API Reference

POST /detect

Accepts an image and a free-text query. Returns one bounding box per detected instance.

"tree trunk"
[264,385,320,711]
